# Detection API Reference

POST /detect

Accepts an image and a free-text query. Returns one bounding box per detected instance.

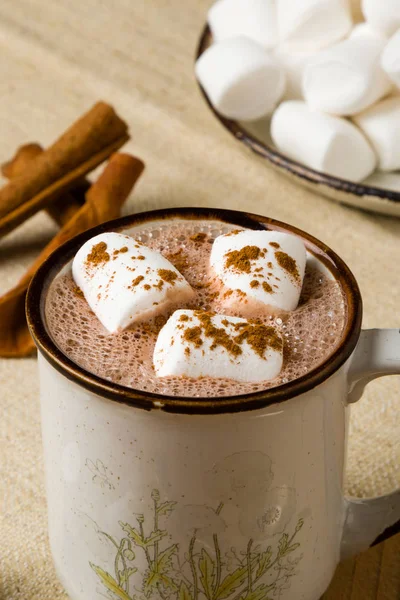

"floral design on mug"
[89,453,305,600]
[85,458,115,490]
[167,503,227,541]
[240,486,297,541]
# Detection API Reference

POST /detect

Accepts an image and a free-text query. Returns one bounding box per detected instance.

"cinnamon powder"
[166,249,189,274]
[73,285,84,298]
[262,281,274,294]
[190,232,207,243]
[141,314,167,336]
[233,321,282,358]
[154,315,167,329]
[183,325,203,348]
[224,246,262,273]
[131,275,144,287]
[158,269,178,285]
[275,251,300,284]
[86,241,110,266]
[182,311,282,361]
[196,312,242,357]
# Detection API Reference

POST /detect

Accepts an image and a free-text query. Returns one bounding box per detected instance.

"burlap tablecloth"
[0,1,399,598]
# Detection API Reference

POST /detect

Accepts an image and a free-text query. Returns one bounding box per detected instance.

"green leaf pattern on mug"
[90,564,133,600]
[179,582,193,600]
[90,453,305,599]
[198,549,216,599]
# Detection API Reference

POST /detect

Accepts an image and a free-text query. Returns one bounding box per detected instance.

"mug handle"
[340,329,400,559]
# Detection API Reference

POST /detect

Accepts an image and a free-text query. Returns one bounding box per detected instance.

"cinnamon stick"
[1,143,88,227]
[0,153,145,358]
[0,102,129,238]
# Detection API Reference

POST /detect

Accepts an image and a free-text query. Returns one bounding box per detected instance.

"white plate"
[196,26,400,218]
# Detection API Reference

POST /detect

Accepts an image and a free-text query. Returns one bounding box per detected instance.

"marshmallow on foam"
[210,230,306,313]
[208,0,278,49]
[153,309,283,382]
[277,0,352,52]
[354,96,400,172]
[72,232,194,333]
[271,101,377,182]
[362,0,400,38]
[195,37,285,121]
[381,30,400,88]
[303,35,392,116]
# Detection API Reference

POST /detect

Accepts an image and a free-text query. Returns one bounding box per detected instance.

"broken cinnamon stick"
[0,152,145,358]
[1,143,88,227]
[0,102,129,238]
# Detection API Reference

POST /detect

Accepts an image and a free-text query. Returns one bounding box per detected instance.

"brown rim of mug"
[195,25,400,206]
[26,207,362,415]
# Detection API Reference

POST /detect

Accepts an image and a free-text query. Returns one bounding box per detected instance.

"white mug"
[27,208,400,600]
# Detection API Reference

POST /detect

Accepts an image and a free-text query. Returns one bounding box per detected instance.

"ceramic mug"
[27,208,400,600]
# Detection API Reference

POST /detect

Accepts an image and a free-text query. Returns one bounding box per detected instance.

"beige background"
[0,1,398,598]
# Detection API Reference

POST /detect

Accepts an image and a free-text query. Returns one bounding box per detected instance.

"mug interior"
[26,207,362,414]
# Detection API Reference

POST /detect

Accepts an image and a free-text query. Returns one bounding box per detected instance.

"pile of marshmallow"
[196,0,400,182]
[73,229,306,383]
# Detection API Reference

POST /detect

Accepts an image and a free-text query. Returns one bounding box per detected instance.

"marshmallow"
[153,309,283,382]
[208,0,278,49]
[381,30,400,88]
[362,0,400,38]
[195,37,285,121]
[274,46,315,100]
[350,22,388,42]
[210,230,306,312]
[353,96,400,172]
[277,0,352,52]
[271,101,377,182]
[72,233,194,333]
[364,170,400,192]
[303,35,392,116]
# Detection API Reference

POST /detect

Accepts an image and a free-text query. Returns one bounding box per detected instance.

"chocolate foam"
[45,219,347,397]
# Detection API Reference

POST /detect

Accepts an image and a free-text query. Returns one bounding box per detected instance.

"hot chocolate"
[45,218,347,397]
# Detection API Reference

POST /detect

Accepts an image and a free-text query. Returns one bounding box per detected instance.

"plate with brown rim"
[196,25,400,218]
